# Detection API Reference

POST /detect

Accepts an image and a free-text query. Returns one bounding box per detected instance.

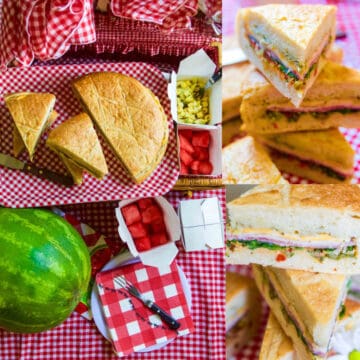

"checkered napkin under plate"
[0,61,179,208]
[0,0,96,67]
[96,261,195,357]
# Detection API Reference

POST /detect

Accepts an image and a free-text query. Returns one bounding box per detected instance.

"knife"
[0,153,74,187]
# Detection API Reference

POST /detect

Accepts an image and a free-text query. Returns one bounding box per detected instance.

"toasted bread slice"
[46,113,108,180]
[72,72,169,184]
[5,92,56,161]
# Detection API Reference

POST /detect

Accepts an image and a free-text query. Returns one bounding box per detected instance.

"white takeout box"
[177,123,222,176]
[115,196,181,268]
[168,49,222,126]
[178,197,224,251]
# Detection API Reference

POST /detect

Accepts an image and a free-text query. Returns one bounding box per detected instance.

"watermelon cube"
[128,222,148,238]
[179,129,193,140]
[180,149,193,166]
[137,198,154,210]
[198,161,213,175]
[151,219,166,233]
[193,146,209,161]
[192,131,210,148]
[180,161,189,175]
[135,237,151,252]
[190,160,201,174]
[150,232,169,247]
[179,133,195,154]
[121,204,141,225]
[141,205,163,224]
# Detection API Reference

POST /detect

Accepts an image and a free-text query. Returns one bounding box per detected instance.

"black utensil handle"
[149,303,181,330]
[209,68,222,85]
[22,163,74,187]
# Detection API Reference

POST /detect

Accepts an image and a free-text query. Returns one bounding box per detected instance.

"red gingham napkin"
[0,0,96,67]
[110,0,198,32]
[96,261,195,357]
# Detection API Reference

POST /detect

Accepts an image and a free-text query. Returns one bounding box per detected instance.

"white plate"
[91,251,192,353]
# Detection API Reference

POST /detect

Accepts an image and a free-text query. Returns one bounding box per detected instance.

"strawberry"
[180,149,193,166]
[179,133,195,154]
[151,219,166,233]
[180,161,189,175]
[192,131,210,148]
[121,204,141,225]
[137,198,154,210]
[150,232,169,247]
[193,146,209,161]
[128,222,148,238]
[179,129,193,140]
[190,160,200,174]
[135,237,152,252]
[141,205,163,224]
[198,161,213,175]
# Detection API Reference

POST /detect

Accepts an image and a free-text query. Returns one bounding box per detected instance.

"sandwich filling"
[246,32,331,86]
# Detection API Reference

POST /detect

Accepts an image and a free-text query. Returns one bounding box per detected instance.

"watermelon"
[0,208,91,333]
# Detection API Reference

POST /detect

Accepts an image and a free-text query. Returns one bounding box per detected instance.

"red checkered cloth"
[96,261,195,356]
[0,0,96,67]
[0,62,179,208]
[110,0,198,32]
[0,189,225,360]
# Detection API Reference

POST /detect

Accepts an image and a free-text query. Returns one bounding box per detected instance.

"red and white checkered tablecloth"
[0,61,180,208]
[224,0,360,185]
[0,189,225,360]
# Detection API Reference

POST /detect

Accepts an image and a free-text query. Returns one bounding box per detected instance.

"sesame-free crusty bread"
[46,113,108,180]
[59,154,84,185]
[240,61,360,134]
[222,136,286,184]
[72,72,169,184]
[5,92,56,161]
[237,5,336,106]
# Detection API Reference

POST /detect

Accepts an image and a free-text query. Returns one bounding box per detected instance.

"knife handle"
[208,68,222,87]
[148,302,181,330]
[22,163,74,187]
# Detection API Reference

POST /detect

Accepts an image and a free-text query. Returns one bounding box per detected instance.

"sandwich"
[13,110,58,157]
[256,128,355,184]
[46,113,108,182]
[58,154,84,185]
[222,136,287,184]
[72,72,169,184]
[226,185,360,274]
[237,4,337,107]
[240,61,360,134]
[222,117,244,147]
[226,271,261,359]
[5,92,56,160]
[260,298,360,360]
[253,265,348,359]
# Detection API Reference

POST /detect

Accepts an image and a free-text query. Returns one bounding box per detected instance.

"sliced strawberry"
[179,129,193,140]
[151,219,166,233]
[193,146,209,161]
[121,204,141,225]
[179,133,195,154]
[135,236,152,252]
[128,222,148,238]
[180,149,193,166]
[198,161,213,175]
[180,162,189,175]
[190,160,201,174]
[141,205,163,224]
[137,198,154,210]
[150,232,169,247]
[192,131,210,148]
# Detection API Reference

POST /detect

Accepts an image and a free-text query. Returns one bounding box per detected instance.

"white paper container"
[178,197,224,252]
[177,123,222,176]
[168,49,222,126]
[115,197,181,268]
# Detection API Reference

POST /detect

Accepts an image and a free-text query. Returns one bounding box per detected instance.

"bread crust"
[72,72,169,184]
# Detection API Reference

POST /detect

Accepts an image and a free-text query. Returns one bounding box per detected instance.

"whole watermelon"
[0,208,91,333]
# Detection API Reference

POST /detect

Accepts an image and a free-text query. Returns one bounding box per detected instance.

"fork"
[114,276,181,330]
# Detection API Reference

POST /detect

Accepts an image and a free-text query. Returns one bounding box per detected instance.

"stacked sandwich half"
[236,4,360,183]
[226,185,360,359]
